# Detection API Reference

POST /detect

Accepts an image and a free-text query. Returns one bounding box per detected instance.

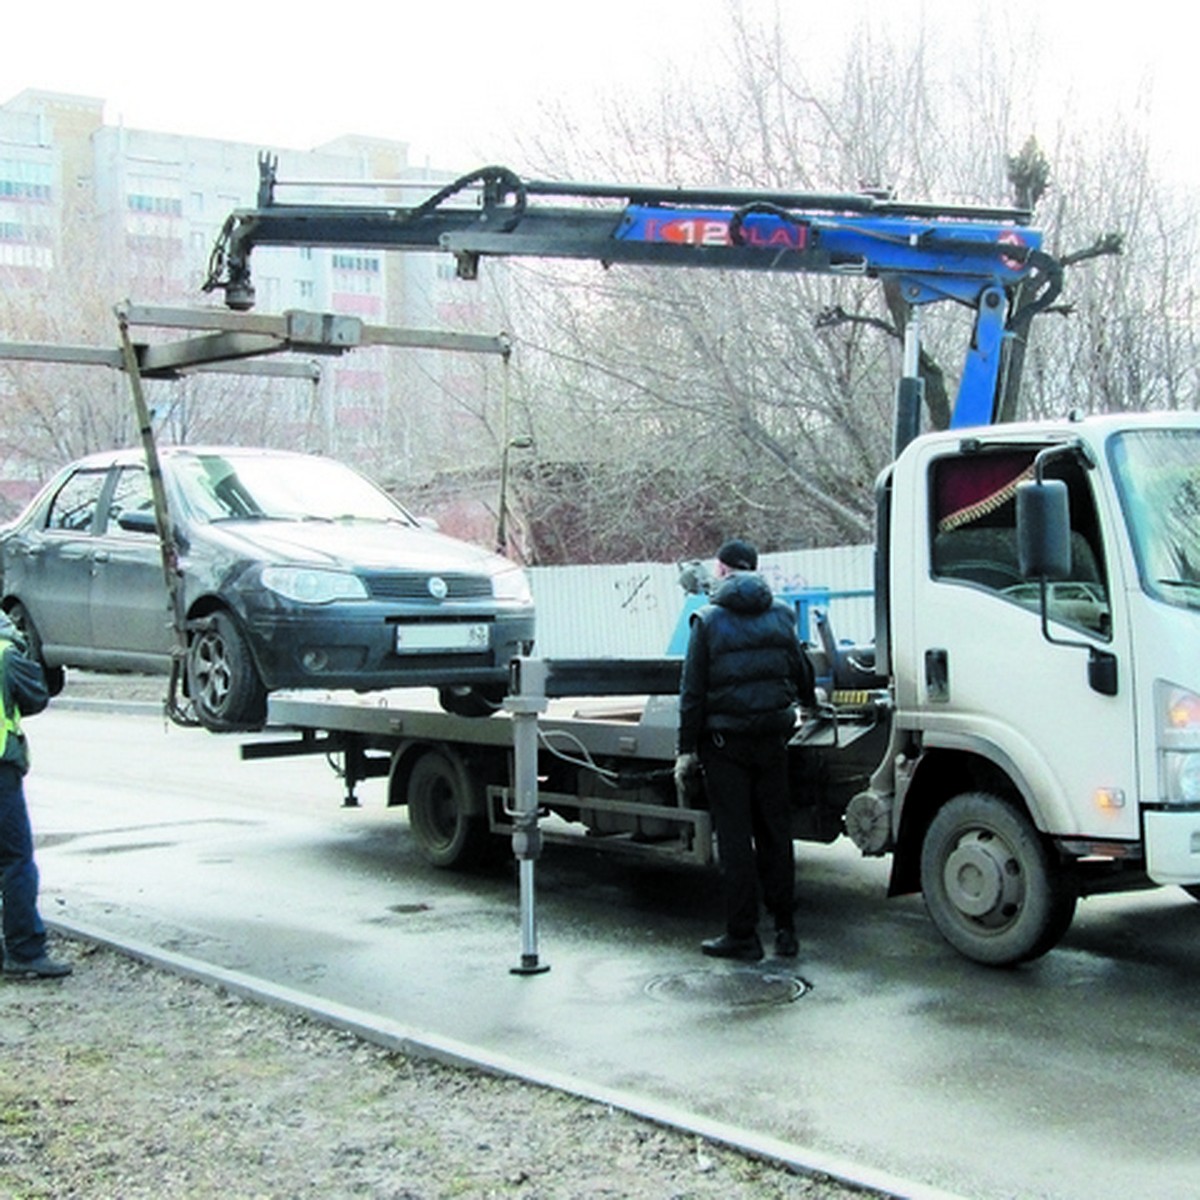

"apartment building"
[0,89,508,499]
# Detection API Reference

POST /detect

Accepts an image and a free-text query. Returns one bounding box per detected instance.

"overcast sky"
[6,0,1197,185]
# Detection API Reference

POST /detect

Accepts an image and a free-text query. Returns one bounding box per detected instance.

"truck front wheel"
[406,749,495,869]
[920,791,1077,966]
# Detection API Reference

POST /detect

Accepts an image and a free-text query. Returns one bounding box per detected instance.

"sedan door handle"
[92,550,110,564]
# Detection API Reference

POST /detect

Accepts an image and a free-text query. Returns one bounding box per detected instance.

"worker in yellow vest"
[0,611,70,978]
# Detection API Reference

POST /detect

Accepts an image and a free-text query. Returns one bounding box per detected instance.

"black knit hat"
[716,538,758,571]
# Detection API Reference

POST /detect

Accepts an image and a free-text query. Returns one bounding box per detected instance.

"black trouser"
[699,731,795,940]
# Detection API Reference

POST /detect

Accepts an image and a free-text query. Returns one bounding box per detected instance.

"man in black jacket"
[676,539,815,962]
[0,612,71,978]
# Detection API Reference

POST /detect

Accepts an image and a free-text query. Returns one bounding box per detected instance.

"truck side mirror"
[1017,476,1118,696]
[1016,478,1071,581]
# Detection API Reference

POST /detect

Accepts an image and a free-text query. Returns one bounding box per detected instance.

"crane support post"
[505,657,551,976]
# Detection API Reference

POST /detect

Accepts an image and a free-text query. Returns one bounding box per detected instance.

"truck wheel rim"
[942,829,1022,923]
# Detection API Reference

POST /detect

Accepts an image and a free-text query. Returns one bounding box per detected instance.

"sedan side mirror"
[117,510,158,534]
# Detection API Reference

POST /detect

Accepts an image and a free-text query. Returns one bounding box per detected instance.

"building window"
[127,194,183,216]
[0,159,52,202]
[331,254,380,273]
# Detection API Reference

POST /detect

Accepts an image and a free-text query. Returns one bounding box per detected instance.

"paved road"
[25,701,1200,1200]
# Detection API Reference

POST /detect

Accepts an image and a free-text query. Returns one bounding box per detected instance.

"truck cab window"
[930,450,1111,638]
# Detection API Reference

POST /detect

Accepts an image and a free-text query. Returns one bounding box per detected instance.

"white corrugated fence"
[527,545,875,659]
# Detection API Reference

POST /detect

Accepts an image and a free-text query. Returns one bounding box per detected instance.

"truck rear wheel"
[920,791,1077,966]
[406,748,495,869]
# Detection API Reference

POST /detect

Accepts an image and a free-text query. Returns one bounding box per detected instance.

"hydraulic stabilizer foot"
[511,954,551,977]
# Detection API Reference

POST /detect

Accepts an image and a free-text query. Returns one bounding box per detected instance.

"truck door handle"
[925,649,949,703]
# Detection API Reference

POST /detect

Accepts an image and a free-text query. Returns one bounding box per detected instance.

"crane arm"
[203,159,1062,429]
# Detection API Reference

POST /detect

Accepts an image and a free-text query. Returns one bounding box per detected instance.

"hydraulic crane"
[204,157,1063,441]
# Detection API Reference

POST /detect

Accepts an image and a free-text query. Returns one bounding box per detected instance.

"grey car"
[0,446,535,730]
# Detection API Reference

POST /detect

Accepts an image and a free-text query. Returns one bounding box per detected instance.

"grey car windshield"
[1110,428,1200,610]
[173,453,414,525]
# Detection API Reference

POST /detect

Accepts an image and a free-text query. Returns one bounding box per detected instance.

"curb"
[52,697,165,717]
[49,916,967,1200]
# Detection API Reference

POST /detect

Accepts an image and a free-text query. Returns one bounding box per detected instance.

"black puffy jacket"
[677,572,815,754]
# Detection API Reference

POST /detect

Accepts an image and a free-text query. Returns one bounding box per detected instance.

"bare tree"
[494,5,1197,563]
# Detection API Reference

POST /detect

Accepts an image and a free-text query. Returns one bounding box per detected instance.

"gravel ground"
[0,936,868,1200]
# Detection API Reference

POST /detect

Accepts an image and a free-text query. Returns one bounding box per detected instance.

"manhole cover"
[644,969,810,1007]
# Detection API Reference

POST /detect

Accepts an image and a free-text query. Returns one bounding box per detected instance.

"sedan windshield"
[172,453,415,525]
[1110,429,1200,610]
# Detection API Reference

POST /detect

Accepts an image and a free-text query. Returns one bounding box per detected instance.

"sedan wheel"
[437,684,506,718]
[187,611,267,732]
[6,601,65,697]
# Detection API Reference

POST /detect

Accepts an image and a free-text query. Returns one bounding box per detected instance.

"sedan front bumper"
[241,601,536,692]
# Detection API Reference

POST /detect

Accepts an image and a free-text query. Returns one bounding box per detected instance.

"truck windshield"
[1110,429,1200,610]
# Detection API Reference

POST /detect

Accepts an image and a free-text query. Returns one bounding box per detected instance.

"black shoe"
[3,954,73,979]
[774,928,799,958]
[701,933,764,962]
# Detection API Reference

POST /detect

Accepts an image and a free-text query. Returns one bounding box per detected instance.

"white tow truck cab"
[844,410,1200,963]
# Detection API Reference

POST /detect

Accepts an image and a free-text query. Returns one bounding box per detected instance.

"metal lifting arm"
[204,158,1063,429]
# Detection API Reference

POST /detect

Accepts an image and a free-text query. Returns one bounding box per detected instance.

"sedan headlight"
[260,566,368,604]
[492,566,533,604]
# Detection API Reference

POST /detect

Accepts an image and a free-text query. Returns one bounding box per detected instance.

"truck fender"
[887,735,1048,897]
[385,740,485,818]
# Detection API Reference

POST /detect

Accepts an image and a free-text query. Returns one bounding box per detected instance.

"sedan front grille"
[363,572,493,601]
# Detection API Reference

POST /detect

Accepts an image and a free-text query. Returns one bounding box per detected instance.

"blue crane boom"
[204,159,1062,433]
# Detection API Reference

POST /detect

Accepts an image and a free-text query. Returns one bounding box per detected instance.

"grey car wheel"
[186,611,267,732]
[437,684,506,718]
[7,601,65,697]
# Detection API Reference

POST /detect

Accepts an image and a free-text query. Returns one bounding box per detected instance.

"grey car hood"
[197,519,516,577]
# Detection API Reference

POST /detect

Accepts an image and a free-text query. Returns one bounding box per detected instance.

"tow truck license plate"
[395,623,488,652]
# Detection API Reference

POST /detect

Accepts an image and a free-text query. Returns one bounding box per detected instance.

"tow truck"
[209,160,1200,968]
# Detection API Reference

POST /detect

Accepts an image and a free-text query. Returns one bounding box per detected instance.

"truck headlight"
[1163,752,1200,803]
[1157,682,1200,803]
[261,566,368,604]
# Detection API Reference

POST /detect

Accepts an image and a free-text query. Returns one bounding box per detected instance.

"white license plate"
[395,623,489,653]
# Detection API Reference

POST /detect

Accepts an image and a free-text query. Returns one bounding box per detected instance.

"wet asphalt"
[25,694,1200,1200]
